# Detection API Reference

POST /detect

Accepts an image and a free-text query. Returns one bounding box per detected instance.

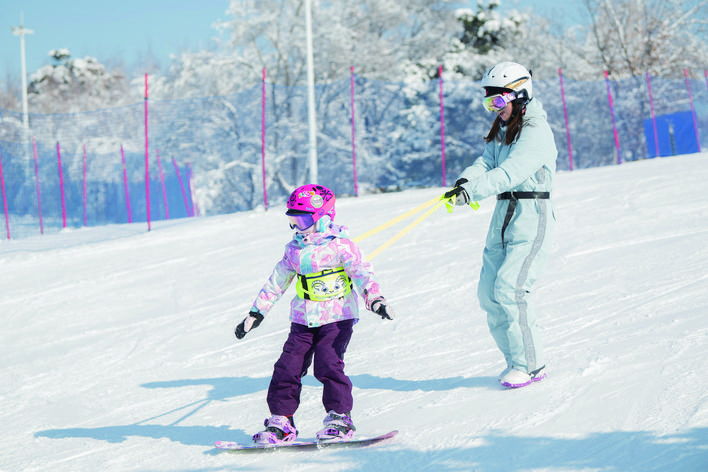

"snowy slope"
[1,153,707,472]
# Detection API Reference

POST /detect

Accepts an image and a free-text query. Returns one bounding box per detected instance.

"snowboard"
[215,430,398,453]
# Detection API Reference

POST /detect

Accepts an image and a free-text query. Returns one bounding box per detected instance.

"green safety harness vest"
[296,267,353,301]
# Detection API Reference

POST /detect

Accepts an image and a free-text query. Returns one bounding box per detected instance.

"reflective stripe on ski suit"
[457,98,557,374]
[251,220,382,328]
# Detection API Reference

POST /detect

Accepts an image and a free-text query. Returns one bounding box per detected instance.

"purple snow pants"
[267,319,355,416]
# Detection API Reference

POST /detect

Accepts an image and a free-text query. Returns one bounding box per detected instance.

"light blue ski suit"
[456,97,556,374]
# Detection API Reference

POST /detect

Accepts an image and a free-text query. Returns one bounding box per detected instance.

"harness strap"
[497,192,550,248]
[497,191,550,200]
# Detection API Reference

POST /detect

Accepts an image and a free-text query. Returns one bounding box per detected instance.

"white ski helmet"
[481,62,533,104]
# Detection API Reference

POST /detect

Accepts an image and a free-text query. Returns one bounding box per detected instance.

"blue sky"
[1,0,231,79]
[1,0,584,81]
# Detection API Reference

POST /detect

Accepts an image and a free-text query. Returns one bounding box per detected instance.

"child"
[234,184,394,445]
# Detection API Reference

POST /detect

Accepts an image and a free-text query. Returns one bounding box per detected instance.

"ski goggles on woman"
[483,92,516,112]
[287,211,315,231]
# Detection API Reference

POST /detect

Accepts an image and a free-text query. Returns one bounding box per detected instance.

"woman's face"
[498,102,513,122]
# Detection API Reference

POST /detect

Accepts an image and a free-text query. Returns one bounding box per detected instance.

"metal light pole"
[11,13,33,155]
[305,0,318,184]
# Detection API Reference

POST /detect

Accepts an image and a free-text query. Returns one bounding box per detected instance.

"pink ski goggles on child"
[287,211,315,231]
[483,91,516,112]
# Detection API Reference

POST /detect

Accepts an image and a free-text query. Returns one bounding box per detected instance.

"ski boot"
[252,415,298,445]
[316,410,356,442]
[500,366,546,388]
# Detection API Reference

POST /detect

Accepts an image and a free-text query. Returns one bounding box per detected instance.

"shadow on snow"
[310,428,708,472]
[34,375,708,470]
[34,374,495,448]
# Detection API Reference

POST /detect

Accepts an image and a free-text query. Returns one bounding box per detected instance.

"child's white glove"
[371,298,394,320]
[235,311,264,339]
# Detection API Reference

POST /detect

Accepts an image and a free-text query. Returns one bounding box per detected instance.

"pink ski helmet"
[286,184,336,228]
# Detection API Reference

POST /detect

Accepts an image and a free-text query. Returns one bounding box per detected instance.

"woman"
[445,62,557,388]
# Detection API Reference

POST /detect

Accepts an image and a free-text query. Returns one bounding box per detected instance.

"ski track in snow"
[1,154,708,471]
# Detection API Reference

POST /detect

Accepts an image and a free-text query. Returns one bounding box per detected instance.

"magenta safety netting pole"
[82,143,87,226]
[261,68,268,210]
[646,72,660,158]
[144,74,152,231]
[56,141,67,228]
[33,137,44,234]
[558,68,574,171]
[0,149,10,240]
[439,64,447,187]
[604,71,622,164]
[156,149,169,220]
[121,145,133,223]
[684,69,702,153]
[172,157,190,217]
[351,66,359,197]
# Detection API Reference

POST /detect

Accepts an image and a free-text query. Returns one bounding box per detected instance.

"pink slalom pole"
[121,145,133,223]
[0,149,10,239]
[57,141,67,228]
[82,143,87,226]
[559,68,574,171]
[172,157,190,217]
[351,66,359,197]
[261,68,268,210]
[156,149,169,220]
[646,72,660,157]
[684,69,702,153]
[604,71,622,164]
[439,64,447,187]
[144,73,152,231]
[33,137,44,234]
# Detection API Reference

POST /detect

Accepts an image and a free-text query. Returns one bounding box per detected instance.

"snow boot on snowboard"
[316,411,356,442]
[252,415,298,445]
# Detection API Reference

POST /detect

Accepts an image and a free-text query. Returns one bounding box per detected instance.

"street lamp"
[11,13,33,153]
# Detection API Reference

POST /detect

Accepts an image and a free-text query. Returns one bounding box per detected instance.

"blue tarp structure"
[643,111,701,157]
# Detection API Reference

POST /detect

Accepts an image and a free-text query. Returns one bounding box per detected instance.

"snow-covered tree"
[217,0,458,85]
[147,0,460,100]
[509,15,590,81]
[579,0,708,79]
[0,73,21,111]
[400,1,527,82]
[27,49,130,113]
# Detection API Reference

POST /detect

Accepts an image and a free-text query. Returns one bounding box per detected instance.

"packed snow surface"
[1,154,707,471]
